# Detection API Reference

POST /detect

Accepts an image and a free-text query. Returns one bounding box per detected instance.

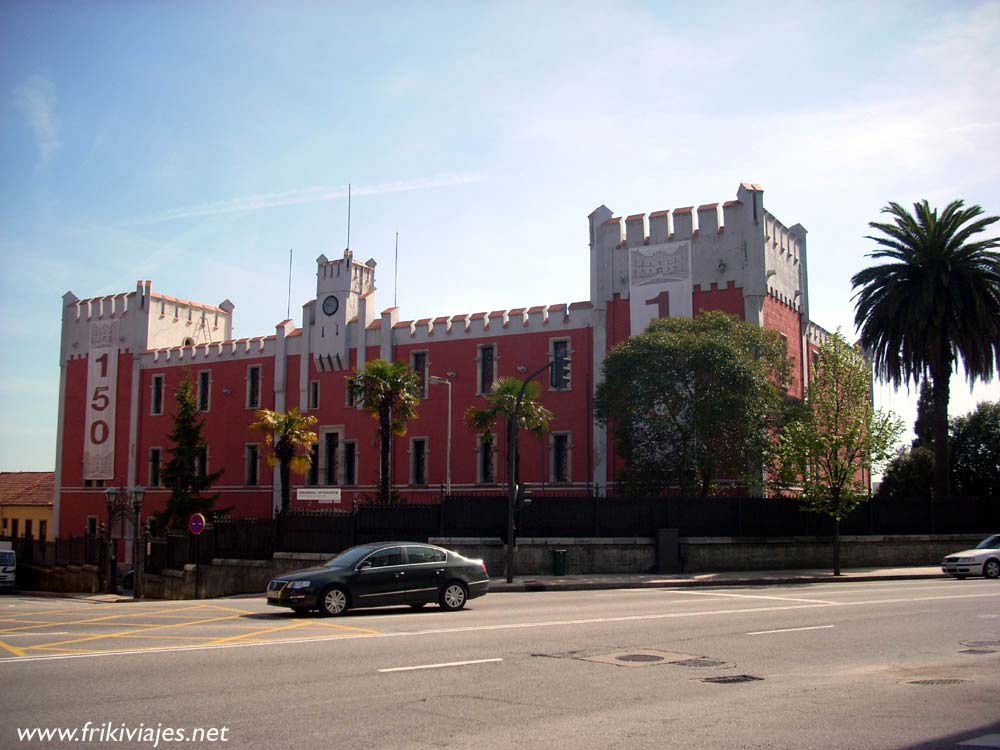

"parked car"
[266,541,490,616]
[941,534,1000,579]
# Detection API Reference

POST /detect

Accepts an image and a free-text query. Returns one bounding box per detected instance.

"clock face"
[322,295,339,316]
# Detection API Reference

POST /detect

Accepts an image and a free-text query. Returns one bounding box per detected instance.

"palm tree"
[852,199,1000,499]
[463,376,554,491]
[349,359,421,503]
[249,408,318,514]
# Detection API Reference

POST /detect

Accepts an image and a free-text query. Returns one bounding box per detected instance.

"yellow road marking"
[201,620,316,646]
[315,621,381,635]
[0,639,27,657]
[25,614,246,651]
[0,604,217,635]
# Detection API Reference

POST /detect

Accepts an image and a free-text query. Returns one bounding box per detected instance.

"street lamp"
[104,485,146,599]
[428,375,452,496]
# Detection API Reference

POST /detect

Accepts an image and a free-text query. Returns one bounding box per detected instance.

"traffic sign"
[188,513,206,535]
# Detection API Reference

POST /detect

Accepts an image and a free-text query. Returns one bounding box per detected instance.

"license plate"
[267,589,280,599]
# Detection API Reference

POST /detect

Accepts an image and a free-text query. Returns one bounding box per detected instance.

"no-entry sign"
[188,513,206,535]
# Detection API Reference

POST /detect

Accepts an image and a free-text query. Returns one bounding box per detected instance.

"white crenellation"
[382,303,590,346]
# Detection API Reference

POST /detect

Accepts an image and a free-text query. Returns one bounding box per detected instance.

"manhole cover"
[959,649,996,655]
[960,640,1000,648]
[908,679,968,686]
[616,654,664,663]
[672,658,727,668]
[702,675,763,684]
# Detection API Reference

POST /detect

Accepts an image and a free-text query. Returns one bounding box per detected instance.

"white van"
[0,541,15,592]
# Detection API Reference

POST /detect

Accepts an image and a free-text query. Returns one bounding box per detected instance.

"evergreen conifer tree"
[152,370,223,531]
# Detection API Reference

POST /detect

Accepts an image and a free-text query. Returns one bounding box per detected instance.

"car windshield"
[324,546,378,568]
[975,534,1000,550]
[0,551,14,565]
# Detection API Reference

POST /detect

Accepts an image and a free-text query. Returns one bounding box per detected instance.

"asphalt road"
[3,579,999,750]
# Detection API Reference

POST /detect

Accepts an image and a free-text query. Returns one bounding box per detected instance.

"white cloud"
[121,173,485,226]
[12,75,61,166]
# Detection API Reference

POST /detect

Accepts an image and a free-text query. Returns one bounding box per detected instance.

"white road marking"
[747,625,835,636]
[959,733,1000,748]
[379,658,502,673]
[2,589,998,665]
[670,590,838,605]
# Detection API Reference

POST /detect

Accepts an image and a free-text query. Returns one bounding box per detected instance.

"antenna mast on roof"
[346,182,351,250]
[286,249,293,322]
[394,232,399,308]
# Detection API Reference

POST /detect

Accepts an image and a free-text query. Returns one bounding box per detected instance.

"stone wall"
[18,563,100,593]
[680,534,980,572]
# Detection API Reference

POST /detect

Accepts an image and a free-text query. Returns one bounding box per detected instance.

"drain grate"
[702,674,762,684]
[959,648,996,655]
[908,679,968,686]
[615,654,665,663]
[672,658,727,668]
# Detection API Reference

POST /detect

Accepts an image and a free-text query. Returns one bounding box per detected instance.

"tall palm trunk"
[379,405,392,503]
[279,460,291,513]
[930,355,952,501]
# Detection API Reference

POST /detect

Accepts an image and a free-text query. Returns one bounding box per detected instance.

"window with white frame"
[307,443,319,486]
[551,432,571,483]
[410,438,428,485]
[323,431,340,485]
[344,441,357,485]
[478,435,497,484]
[198,370,211,412]
[245,444,259,486]
[411,351,428,398]
[477,344,496,395]
[151,375,164,415]
[549,338,571,390]
[309,380,320,410]
[149,447,162,487]
[246,365,261,409]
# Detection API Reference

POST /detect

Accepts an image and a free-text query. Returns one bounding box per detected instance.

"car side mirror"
[358,560,373,570]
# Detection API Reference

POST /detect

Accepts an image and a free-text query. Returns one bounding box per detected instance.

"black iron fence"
[12,535,100,566]
[138,494,999,570]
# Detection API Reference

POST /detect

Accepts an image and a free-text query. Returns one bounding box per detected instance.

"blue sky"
[2,0,998,471]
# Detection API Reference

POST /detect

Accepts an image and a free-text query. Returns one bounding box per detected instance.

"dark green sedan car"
[266,542,490,616]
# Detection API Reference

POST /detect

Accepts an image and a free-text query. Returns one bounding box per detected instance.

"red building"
[54,183,829,546]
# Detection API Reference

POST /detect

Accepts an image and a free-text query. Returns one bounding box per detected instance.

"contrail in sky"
[122,173,483,226]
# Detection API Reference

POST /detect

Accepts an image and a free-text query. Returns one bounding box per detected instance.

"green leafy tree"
[594,311,790,497]
[249,408,318,514]
[153,371,223,531]
[349,359,421,503]
[463,376,554,490]
[852,199,1000,500]
[875,445,934,500]
[779,333,902,574]
[950,400,1000,498]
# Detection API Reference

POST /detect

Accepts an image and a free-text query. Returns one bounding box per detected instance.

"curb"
[489,572,948,593]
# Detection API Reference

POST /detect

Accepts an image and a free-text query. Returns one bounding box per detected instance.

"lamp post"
[104,485,146,599]
[428,375,452,496]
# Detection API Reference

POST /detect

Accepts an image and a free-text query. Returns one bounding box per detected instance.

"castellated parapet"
[60,281,234,362]
[588,182,809,329]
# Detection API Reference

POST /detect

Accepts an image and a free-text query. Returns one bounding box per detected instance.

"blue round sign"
[188,513,206,535]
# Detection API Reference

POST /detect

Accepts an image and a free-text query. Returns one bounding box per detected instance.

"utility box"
[552,549,567,576]
[656,529,681,573]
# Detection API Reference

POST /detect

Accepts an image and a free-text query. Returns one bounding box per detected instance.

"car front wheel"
[984,559,1000,580]
[320,586,350,616]
[439,581,468,611]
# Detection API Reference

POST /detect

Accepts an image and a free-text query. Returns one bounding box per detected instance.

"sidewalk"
[488,565,948,592]
[14,565,948,602]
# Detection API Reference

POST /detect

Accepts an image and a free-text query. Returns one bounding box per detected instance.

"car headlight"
[287,580,312,590]
[959,557,979,563]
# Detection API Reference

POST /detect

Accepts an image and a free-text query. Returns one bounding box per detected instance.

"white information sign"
[83,320,119,480]
[297,488,342,504]
[628,240,693,335]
